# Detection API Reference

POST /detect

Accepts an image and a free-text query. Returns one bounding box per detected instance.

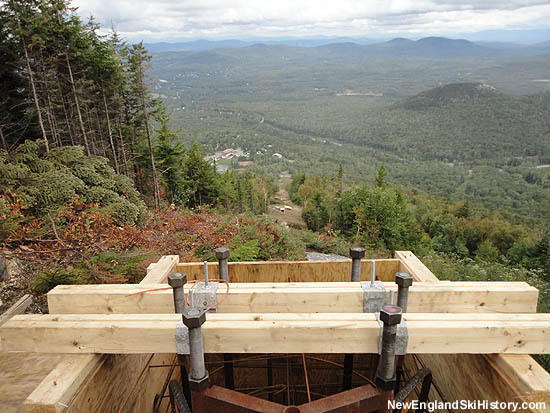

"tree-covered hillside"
[152,78,550,221]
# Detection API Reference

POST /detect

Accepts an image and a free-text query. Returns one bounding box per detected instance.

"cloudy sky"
[72,0,550,43]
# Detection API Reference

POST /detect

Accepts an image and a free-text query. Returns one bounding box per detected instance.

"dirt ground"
[267,173,306,229]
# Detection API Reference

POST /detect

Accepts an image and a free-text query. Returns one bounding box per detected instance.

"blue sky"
[72,0,550,43]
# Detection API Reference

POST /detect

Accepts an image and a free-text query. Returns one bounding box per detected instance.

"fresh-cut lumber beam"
[23,255,179,413]
[0,294,33,327]
[2,313,550,355]
[396,251,550,413]
[47,281,539,315]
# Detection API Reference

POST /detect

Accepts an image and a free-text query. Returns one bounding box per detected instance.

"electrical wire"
[124,278,230,313]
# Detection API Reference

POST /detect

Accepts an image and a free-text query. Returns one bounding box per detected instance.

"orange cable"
[125,286,171,296]
[125,279,230,313]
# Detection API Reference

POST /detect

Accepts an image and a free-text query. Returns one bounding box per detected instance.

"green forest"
[1,0,550,372]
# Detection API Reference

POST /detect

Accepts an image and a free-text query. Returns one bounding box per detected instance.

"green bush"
[298,229,349,256]
[228,236,260,261]
[341,185,421,252]
[0,141,147,230]
[33,266,89,295]
[0,198,23,241]
[86,252,147,283]
[475,240,501,263]
[238,217,305,260]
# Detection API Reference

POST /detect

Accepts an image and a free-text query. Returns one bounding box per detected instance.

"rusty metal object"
[169,379,192,413]
[189,384,392,412]
[298,385,390,412]
[192,385,283,412]
[394,368,432,413]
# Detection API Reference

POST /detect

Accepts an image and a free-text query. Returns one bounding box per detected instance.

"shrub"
[0,141,147,237]
[86,252,147,283]
[475,240,501,263]
[298,229,349,256]
[228,236,260,261]
[33,266,89,295]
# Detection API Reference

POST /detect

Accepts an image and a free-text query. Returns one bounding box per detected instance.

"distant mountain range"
[145,36,550,57]
[144,37,378,52]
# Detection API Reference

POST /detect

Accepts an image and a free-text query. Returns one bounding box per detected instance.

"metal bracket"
[175,320,190,354]
[376,315,408,356]
[361,281,387,313]
[193,281,219,312]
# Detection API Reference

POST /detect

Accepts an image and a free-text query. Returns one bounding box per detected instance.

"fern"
[0,140,147,228]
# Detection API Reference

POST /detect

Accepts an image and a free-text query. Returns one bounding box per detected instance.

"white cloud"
[72,0,550,41]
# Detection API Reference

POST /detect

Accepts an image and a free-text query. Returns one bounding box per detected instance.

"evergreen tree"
[0,1,175,207]
[182,142,220,208]
[375,164,388,188]
[302,192,329,231]
[126,42,161,208]
[153,108,185,204]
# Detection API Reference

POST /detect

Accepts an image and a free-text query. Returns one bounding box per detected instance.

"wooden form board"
[47,281,539,315]
[63,353,176,413]
[177,259,401,282]
[3,312,550,355]
[22,255,179,413]
[0,353,64,413]
[396,251,550,413]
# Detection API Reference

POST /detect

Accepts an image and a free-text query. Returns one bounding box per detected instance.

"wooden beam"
[0,294,32,327]
[46,281,539,315]
[23,255,180,413]
[141,255,179,284]
[485,354,550,407]
[3,313,550,355]
[22,354,106,413]
[396,251,550,413]
[177,259,401,282]
[395,251,439,282]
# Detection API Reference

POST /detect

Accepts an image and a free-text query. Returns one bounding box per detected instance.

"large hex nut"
[395,272,413,288]
[168,273,187,288]
[215,247,230,260]
[349,247,366,259]
[189,372,210,392]
[182,308,207,329]
[375,374,396,390]
[379,305,402,325]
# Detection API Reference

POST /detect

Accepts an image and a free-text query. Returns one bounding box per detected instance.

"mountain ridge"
[396,82,504,110]
[146,36,550,57]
